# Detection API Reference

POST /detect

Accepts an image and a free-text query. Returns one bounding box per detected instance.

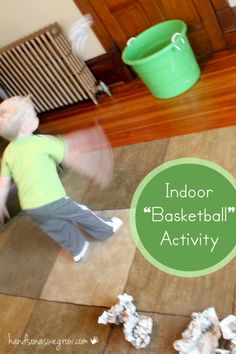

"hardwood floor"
[39,49,236,147]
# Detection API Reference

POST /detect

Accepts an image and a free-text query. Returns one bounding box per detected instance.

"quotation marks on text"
[227,207,235,213]
[144,207,151,213]
[144,206,235,214]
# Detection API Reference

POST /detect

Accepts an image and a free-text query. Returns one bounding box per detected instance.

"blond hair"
[0,96,35,141]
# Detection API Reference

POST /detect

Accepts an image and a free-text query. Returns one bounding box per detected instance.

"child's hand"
[63,124,113,188]
[0,176,11,224]
[0,204,9,225]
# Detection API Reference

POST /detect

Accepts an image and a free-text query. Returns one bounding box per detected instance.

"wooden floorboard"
[39,49,236,147]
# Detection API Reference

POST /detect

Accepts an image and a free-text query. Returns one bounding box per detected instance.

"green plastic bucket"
[122,20,200,99]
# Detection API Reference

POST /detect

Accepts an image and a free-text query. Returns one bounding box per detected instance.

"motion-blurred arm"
[62,124,113,189]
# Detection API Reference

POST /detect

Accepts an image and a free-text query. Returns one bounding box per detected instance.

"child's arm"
[0,176,10,225]
[62,124,113,189]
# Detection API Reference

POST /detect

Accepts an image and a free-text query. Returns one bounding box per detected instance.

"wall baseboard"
[86,51,135,85]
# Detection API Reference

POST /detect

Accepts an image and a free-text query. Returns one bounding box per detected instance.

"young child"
[0,96,123,262]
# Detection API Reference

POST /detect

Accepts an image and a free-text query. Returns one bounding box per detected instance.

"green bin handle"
[127,37,136,46]
[171,32,185,51]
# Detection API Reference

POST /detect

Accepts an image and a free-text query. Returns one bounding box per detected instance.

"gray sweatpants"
[25,197,114,257]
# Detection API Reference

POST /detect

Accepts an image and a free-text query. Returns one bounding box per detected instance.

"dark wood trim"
[211,0,236,48]
[216,7,236,33]
[74,0,136,84]
[86,51,135,85]
[224,31,236,47]
[84,0,128,50]
[193,0,227,51]
[74,0,116,51]
[210,0,228,11]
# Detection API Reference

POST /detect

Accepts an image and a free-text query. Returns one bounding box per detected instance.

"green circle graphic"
[130,158,236,277]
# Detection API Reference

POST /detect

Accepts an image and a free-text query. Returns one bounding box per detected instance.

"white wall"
[0,0,105,60]
[228,0,236,6]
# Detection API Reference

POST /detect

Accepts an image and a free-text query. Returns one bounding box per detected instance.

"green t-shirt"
[1,134,66,209]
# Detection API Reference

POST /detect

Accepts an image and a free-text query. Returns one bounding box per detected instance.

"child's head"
[0,96,39,141]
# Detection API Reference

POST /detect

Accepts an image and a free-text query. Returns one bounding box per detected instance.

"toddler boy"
[0,96,122,261]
